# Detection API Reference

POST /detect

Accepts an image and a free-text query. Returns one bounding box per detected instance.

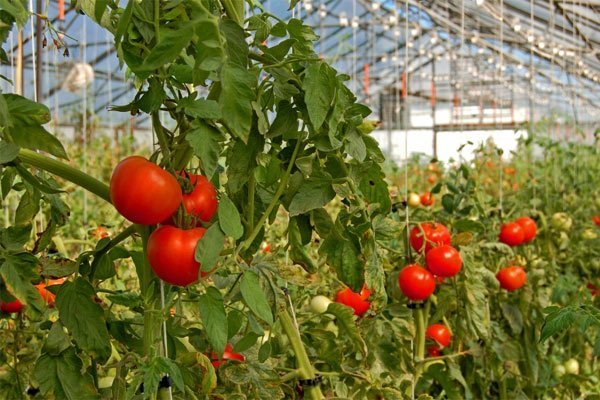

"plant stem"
[247,173,255,233]
[238,137,304,253]
[278,309,324,400]
[152,112,171,163]
[89,225,138,281]
[18,149,111,203]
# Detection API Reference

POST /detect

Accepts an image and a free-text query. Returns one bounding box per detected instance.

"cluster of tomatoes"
[496,216,537,292]
[110,156,218,286]
[0,278,65,315]
[406,192,434,208]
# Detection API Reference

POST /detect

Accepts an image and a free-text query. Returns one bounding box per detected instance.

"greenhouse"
[0,0,598,399]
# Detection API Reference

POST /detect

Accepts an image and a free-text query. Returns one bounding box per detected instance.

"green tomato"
[582,228,598,240]
[310,295,332,314]
[564,358,580,375]
[551,212,573,232]
[552,364,566,379]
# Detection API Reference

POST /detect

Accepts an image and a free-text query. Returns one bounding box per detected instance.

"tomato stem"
[152,112,172,163]
[18,148,111,203]
[278,309,324,400]
[89,225,137,281]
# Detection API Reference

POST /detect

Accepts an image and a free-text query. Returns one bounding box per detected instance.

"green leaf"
[141,23,194,71]
[219,63,256,142]
[453,219,485,233]
[4,93,50,125]
[0,140,19,163]
[303,62,336,129]
[9,125,68,160]
[106,291,142,308]
[240,271,273,325]
[1,253,44,315]
[199,287,228,356]
[218,194,243,240]
[288,177,336,217]
[39,256,78,278]
[226,131,263,193]
[345,129,366,162]
[0,0,28,26]
[186,122,223,180]
[137,79,166,113]
[320,235,364,292]
[142,356,185,397]
[14,188,40,226]
[56,278,111,362]
[327,302,368,356]
[442,194,455,213]
[34,348,99,400]
[195,224,225,273]
[43,322,72,356]
[500,302,523,335]
[179,98,222,119]
[94,0,108,25]
[220,19,248,67]
[115,0,134,45]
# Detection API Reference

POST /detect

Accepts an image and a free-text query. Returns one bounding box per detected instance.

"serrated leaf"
[43,322,72,356]
[1,253,44,315]
[0,140,19,163]
[141,23,194,71]
[180,98,222,119]
[199,287,228,356]
[34,348,99,400]
[500,302,523,334]
[142,357,184,397]
[304,62,336,129]
[288,177,335,217]
[10,125,67,160]
[320,235,364,292]
[195,224,225,272]
[186,122,222,180]
[219,63,256,142]
[240,271,273,325]
[327,302,367,356]
[39,256,78,278]
[56,278,111,362]
[218,194,243,240]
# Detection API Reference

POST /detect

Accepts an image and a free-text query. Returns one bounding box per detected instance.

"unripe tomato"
[211,343,245,368]
[563,358,579,375]
[426,324,451,347]
[551,212,572,231]
[593,215,600,227]
[427,345,441,357]
[420,192,435,206]
[147,226,207,286]
[110,156,183,225]
[409,222,451,253]
[498,222,525,247]
[425,245,462,278]
[310,295,332,314]
[407,192,421,208]
[427,175,437,184]
[582,228,597,240]
[180,173,218,223]
[552,364,566,379]
[335,284,371,317]
[398,264,436,301]
[36,278,66,305]
[515,217,537,242]
[0,299,23,314]
[496,266,526,291]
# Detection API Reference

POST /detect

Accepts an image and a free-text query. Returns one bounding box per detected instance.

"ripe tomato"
[503,167,516,175]
[261,242,271,253]
[93,226,109,240]
[515,217,537,242]
[110,156,182,225]
[36,278,66,305]
[498,222,525,247]
[410,222,451,253]
[211,343,245,368]
[335,284,371,317]
[0,298,23,314]
[420,192,435,206]
[496,266,526,291]
[425,245,462,278]
[310,295,332,314]
[427,345,442,357]
[586,283,599,297]
[407,192,421,208]
[427,175,437,184]
[147,226,207,286]
[398,264,436,301]
[426,324,452,347]
[180,173,218,223]
[592,215,600,226]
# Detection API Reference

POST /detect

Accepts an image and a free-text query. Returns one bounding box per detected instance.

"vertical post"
[35,0,43,102]
[16,30,23,95]
[431,59,437,158]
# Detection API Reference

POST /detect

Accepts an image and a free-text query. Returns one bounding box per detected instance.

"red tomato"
[410,223,451,253]
[425,245,462,278]
[147,226,207,286]
[426,324,452,347]
[261,242,271,253]
[211,343,245,368]
[515,217,537,242]
[592,216,600,227]
[335,284,371,317]
[427,345,442,357]
[0,298,23,314]
[36,278,66,306]
[420,192,435,206]
[110,156,183,225]
[180,173,218,223]
[93,226,109,240]
[587,283,599,297]
[398,264,436,301]
[496,266,526,291]
[498,222,525,247]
